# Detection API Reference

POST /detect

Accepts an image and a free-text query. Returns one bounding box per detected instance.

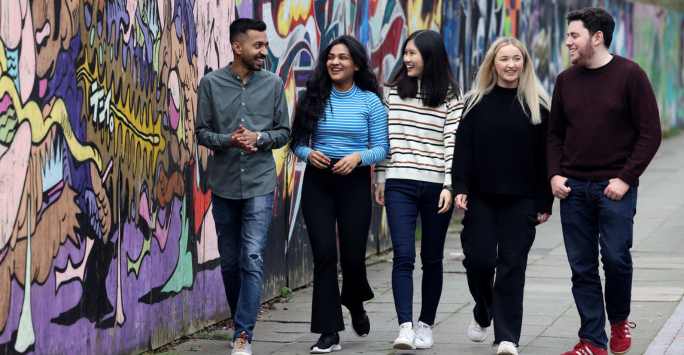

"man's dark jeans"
[211,193,274,342]
[560,177,637,348]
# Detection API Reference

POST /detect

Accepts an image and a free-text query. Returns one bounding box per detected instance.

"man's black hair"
[567,7,615,48]
[229,18,267,43]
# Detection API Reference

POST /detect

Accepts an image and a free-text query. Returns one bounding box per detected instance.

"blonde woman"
[451,37,553,355]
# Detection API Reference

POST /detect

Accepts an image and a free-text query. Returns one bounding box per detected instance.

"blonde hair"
[464,37,550,125]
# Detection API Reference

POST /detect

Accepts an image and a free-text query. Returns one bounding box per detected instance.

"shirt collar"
[227,62,261,82]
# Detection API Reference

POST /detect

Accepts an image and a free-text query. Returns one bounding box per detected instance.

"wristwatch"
[256,132,264,148]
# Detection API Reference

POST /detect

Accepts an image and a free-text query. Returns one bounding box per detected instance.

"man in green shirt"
[195,18,290,355]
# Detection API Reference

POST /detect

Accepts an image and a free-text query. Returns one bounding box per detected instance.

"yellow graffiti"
[406,0,442,33]
[0,46,6,73]
[0,77,104,172]
[76,50,166,179]
[274,72,298,176]
[276,0,313,37]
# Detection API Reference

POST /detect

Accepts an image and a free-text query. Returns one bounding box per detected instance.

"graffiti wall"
[0,0,681,354]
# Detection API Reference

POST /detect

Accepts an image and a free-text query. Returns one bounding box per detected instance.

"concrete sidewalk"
[156,133,684,355]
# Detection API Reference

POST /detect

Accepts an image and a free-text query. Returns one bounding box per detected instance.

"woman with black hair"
[374,30,463,350]
[290,35,388,354]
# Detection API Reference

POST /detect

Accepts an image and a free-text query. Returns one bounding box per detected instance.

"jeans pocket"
[564,177,575,189]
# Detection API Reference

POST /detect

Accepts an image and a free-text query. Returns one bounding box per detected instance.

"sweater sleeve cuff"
[453,180,468,195]
[375,170,386,184]
[617,171,638,186]
[548,167,562,181]
[293,145,312,162]
[443,174,452,187]
[360,149,385,166]
[535,195,554,214]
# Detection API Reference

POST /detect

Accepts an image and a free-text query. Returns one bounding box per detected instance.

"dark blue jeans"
[560,178,637,348]
[385,179,453,325]
[211,192,274,342]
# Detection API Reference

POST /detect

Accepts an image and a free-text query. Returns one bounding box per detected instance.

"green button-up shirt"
[195,65,290,199]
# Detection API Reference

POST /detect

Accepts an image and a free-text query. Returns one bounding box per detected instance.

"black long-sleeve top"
[451,85,554,213]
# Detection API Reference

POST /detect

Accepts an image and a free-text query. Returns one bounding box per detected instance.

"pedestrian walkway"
[157,133,684,355]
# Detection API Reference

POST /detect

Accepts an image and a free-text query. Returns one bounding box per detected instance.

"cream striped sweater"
[375,87,464,186]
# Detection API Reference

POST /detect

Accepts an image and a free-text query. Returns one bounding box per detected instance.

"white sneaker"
[392,322,416,350]
[496,341,518,355]
[466,319,489,342]
[414,321,434,349]
[231,332,252,355]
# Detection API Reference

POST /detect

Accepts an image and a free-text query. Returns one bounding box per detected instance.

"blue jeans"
[560,178,637,348]
[385,179,453,325]
[211,193,274,342]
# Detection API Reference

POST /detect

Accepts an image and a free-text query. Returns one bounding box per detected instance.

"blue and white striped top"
[293,84,389,166]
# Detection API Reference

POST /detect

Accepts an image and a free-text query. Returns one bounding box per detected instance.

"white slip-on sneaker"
[414,321,434,349]
[466,318,490,342]
[496,341,518,355]
[392,322,416,350]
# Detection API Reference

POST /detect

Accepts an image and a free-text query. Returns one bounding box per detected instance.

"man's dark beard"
[246,56,266,71]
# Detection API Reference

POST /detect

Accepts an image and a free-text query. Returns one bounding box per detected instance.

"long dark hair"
[388,30,458,107]
[290,35,382,147]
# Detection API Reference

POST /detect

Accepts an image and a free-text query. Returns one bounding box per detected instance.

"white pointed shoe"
[414,321,434,349]
[466,318,490,342]
[392,322,416,350]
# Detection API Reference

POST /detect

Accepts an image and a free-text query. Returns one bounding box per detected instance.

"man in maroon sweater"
[548,7,662,355]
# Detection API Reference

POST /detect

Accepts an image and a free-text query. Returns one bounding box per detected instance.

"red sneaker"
[610,321,635,354]
[561,340,607,355]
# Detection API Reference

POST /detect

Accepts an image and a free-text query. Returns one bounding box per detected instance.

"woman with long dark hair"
[452,37,554,355]
[290,35,388,354]
[373,30,463,350]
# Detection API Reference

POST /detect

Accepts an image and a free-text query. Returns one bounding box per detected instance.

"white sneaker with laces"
[414,321,434,349]
[496,341,518,355]
[466,319,489,342]
[231,332,252,355]
[392,322,416,350]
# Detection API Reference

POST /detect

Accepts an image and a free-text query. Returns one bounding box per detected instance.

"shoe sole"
[611,347,630,355]
[310,344,342,353]
[352,326,369,337]
[392,342,416,350]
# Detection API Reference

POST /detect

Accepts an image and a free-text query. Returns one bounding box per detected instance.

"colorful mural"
[0,0,681,354]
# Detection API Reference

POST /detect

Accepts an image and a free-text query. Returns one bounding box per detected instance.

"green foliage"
[279,287,293,300]
[663,127,681,139]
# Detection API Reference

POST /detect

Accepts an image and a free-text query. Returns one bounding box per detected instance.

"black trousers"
[301,164,375,334]
[460,193,537,345]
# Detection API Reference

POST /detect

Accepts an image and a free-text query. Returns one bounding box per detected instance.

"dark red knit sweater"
[547,55,662,185]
